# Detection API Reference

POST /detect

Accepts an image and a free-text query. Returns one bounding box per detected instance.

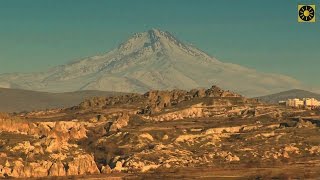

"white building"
[282,98,320,108]
[303,98,320,107]
[285,98,303,107]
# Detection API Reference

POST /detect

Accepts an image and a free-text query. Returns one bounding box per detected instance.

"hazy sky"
[0,0,319,86]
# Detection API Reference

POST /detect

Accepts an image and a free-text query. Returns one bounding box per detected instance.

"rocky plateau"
[0,85,320,179]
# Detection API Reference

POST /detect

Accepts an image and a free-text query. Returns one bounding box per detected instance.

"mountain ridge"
[0,28,305,97]
[257,89,320,104]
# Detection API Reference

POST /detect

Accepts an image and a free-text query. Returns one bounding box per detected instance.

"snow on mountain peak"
[116,28,213,60]
[0,28,305,97]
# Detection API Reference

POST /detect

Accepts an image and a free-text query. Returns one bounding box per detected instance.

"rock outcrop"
[66,154,100,176]
[48,161,66,176]
[109,113,130,132]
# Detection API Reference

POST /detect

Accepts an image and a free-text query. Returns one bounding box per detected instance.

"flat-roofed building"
[284,98,320,108]
[304,98,320,107]
[286,98,304,107]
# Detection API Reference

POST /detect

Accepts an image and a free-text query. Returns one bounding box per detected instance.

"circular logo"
[299,5,315,21]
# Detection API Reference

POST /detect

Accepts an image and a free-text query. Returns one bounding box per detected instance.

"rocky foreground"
[0,85,320,179]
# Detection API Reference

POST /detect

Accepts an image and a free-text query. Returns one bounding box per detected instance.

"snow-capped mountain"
[0,29,304,97]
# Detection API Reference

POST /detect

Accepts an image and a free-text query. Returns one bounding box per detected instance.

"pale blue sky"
[0,0,319,86]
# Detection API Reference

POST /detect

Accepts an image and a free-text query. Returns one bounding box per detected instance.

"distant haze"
[0,88,127,113]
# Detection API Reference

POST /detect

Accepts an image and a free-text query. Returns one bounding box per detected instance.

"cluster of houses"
[279,98,320,109]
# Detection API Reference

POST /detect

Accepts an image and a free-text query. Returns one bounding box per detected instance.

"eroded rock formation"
[1,85,320,179]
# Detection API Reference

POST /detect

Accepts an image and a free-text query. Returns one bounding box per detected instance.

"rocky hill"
[0,29,303,97]
[0,85,320,179]
[257,89,320,104]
